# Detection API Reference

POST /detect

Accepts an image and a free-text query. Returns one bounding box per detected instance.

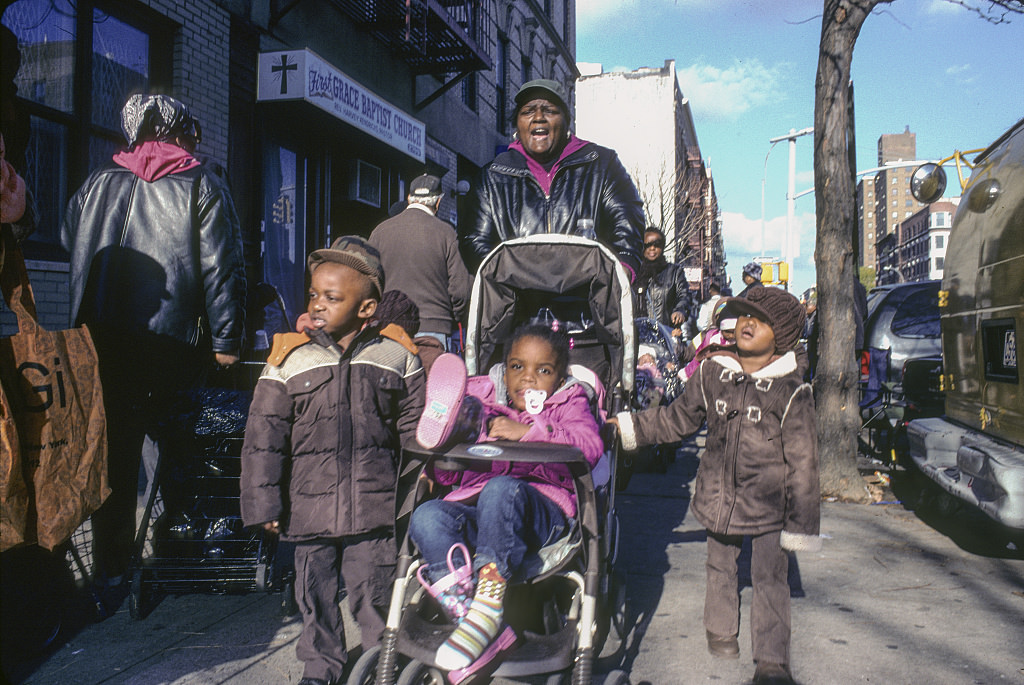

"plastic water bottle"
[575,218,596,240]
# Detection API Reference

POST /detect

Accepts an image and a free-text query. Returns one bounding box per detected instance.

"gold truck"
[907,118,1023,530]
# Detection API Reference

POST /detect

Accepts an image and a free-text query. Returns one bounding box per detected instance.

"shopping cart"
[128,378,294,619]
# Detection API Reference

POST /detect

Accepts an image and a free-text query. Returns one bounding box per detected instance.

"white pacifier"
[523,389,548,415]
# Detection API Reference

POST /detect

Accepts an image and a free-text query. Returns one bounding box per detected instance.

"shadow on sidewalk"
[601,436,700,677]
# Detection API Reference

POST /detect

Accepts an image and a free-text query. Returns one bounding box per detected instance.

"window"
[934,256,944,270]
[496,36,508,134]
[891,288,941,338]
[521,53,532,82]
[981,319,1017,383]
[3,0,172,257]
[935,234,944,249]
[461,71,477,111]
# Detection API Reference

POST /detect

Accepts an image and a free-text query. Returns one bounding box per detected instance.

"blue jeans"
[409,475,568,582]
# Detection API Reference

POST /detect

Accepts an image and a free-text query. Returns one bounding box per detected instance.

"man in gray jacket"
[369,174,472,351]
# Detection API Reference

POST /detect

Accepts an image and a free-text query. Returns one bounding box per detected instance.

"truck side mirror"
[910,163,947,203]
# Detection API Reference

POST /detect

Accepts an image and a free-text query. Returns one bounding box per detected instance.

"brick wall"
[143,0,233,166]
[0,260,70,335]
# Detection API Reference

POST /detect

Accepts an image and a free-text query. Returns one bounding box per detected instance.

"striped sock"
[435,562,507,671]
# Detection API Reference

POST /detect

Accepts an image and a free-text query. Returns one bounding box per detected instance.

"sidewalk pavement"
[6,436,1024,685]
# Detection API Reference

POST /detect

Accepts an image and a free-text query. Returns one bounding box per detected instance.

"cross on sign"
[272,54,298,95]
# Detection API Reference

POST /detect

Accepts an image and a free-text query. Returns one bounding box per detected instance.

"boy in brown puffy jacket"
[240,237,424,685]
[610,286,819,685]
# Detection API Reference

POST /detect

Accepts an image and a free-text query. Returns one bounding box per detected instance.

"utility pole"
[768,126,814,290]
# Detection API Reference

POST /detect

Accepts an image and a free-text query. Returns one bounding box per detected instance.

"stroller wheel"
[346,645,381,685]
[396,659,444,685]
[602,669,631,685]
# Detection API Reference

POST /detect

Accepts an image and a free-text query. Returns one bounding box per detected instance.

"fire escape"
[272,0,493,110]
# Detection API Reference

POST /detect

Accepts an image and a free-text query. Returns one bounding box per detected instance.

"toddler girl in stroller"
[411,322,604,677]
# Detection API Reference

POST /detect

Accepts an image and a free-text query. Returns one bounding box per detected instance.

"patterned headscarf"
[120,94,201,148]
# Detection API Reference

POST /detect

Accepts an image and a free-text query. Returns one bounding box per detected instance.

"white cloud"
[924,0,966,15]
[945,63,971,75]
[676,59,783,121]
[721,211,818,293]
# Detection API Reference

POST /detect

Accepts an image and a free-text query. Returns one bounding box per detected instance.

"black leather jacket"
[61,161,246,354]
[637,261,693,327]
[462,141,644,273]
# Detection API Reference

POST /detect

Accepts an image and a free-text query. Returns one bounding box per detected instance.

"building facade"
[868,126,927,277]
[856,174,876,268]
[2,0,577,336]
[885,199,956,284]
[574,59,724,298]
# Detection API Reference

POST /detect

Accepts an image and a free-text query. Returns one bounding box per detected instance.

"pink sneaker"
[417,353,472,450]
[446,625,518,684]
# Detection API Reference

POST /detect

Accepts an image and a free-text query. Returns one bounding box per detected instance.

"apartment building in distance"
[575,59,725,298]
[883,199,957,284]
[858,126,929,276]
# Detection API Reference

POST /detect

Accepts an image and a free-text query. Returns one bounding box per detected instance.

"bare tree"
[632,155,712,265]
[813,0,1022,501]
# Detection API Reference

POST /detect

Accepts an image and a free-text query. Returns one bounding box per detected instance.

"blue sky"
[576,0,1024,295]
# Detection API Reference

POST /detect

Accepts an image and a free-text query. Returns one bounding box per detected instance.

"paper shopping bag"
[0,224,109,551]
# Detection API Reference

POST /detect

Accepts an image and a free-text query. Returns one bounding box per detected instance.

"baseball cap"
[409,173,442,198]
[514,78,569,115]
[307,235,384,297]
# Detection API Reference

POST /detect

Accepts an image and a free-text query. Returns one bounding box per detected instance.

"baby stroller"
[349,235,634,685]
[634,317,683,407]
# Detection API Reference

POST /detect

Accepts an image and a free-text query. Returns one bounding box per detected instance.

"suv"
[863,280,942,384]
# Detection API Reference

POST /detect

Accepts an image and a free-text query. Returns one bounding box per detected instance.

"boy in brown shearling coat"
[611,286,819,685]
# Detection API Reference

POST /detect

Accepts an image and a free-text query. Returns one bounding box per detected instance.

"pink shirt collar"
[113,140,201,182]
[508,135,589,196]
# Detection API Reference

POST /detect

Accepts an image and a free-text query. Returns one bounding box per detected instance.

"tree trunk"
[813,0,889,501]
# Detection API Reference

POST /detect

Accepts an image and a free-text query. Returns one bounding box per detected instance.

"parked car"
[863,280,942,385]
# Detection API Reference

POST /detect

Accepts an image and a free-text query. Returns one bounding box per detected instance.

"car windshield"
[891,288,941,338]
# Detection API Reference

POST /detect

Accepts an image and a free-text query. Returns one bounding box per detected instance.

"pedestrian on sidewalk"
[368,173,472,353]
[610,287,820,685]
[240,237,425,685]
[61,94,246,604]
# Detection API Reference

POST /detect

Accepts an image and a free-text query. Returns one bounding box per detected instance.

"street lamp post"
[768,127,814,289]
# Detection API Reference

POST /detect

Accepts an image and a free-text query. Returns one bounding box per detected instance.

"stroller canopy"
[465,234,635,397]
